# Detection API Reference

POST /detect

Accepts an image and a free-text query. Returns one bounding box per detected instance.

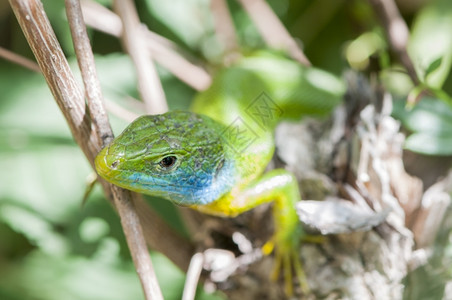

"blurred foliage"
[408,0,452,89]
[1,0,452,299]
[193,50,345,122]
[393,97,452,155]
[0,58,216,300]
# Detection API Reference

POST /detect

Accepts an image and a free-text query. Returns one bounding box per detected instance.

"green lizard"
[95,51,344,295]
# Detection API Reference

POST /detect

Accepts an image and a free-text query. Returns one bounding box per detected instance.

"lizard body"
[95,51,344,294]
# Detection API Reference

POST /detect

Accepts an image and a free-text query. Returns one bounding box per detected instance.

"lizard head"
[95,111,235,205]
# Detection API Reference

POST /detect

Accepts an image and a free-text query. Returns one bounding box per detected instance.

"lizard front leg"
[196,168,308,295]
[236,169,307,295]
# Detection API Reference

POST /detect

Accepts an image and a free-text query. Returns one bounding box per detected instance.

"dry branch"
[65,1,163,298]
[237,0,311,66]
[9,0,99,162]
[210,0,239,56]
[0,47,141,123]
[182,252,205,300]
[113,0,167,114]
[8,1,194,298]
[80,0,211,91]
[65,0,111,146]
[368,0,420,85]
[0,46,41,72]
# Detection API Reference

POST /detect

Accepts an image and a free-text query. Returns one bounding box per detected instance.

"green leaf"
[380,69,414,97]
[0,205,69,255]
[428,86,452,105]
[143,0,214,49]
[193,51,345,123]
[392,97,452,135]
[0,250,145,300]
[425,57,443,79]
[405,132,452,156]
[408,0,452,88]
[406,85,425,108]
[0,249,224,300]
[0,59,221,300]
[393,97,452,155]
[41,0,76,56]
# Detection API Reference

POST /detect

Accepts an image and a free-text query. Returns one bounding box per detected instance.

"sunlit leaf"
[0,205,68,255]
[0,250,144,300]
[0,250,223,300]
[393,97,452,155]
[79,217,110,243]
[392,97,452,135]
[405,132,452,156]
[345,31,386,70]
[408,0,452,88]
[380,69,414,97]
[143,0,214,49]
[0,60,221,299]
[425,57,443,79]
[192,51,345,123]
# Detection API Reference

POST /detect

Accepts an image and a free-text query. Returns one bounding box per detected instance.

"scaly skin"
[95,51,344,295]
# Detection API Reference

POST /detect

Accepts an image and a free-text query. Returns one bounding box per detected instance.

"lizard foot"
[262,231,309,296]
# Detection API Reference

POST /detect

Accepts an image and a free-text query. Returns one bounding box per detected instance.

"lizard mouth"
[95,153,143,191]
[94,146,122,181]
[95,152,111,178]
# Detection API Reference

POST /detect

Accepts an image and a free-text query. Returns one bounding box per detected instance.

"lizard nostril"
[111,160,120,169]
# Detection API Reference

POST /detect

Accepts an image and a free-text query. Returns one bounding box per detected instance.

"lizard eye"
[159,156,177,169]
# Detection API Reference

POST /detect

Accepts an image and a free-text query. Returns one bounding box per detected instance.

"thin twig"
[110,188,164,300]
[113,0,167,114]
[237,0,311,66]
[0,46,143,123]
[104,97,140,122]
[368,0,420,85]
[64,1,163,299]
[65,0,112,146]
[182,252,205,300]
[9,0,99,161]
[81,0,211,91]
[141,29,212,91]
[133,195,195,271]
[210,0,239,55]
[8,1,193,298]
[0,46,41,72]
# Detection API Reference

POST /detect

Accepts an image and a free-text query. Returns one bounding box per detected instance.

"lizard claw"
[262,230,309,296]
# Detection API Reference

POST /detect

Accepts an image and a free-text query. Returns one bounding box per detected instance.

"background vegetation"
[1,0,452,299]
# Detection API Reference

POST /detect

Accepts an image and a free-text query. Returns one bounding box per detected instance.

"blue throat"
[125,158,236,206]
